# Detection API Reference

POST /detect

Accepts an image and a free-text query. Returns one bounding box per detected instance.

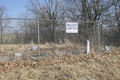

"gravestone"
[105,46,111,51]
[85,40,90,54]
[31,46,38,51]
[14,53,22,58]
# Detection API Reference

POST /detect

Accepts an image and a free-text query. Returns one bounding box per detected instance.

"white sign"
[66,22,78,33]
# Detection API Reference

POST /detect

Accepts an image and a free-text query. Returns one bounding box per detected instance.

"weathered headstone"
[85,40,90,54]
[14,53,22,58]
[71,50,81,55]
[31,46,38,51]
[41,52,51,57]
[105,46,111,51]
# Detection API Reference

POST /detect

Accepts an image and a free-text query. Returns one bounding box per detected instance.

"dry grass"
[0,42,120,80]
[0,52,120,80]
[0,41,82,56]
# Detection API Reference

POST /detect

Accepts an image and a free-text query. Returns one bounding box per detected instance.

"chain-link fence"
[0,18,120,62]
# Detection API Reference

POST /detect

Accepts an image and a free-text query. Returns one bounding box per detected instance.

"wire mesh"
[0,18,120,62]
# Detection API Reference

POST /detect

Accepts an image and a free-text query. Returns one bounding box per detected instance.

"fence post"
[21,25,23,45]
[55,27,56,44]
[98,22,100,54]
[0,14,2,44]
[81,29,83,45]
[102,29,104,47]
[38,20,40,62]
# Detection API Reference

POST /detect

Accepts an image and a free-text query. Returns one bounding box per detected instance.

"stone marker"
[31,46,38,51]
[85,40,90,54]
[14,53,22,58]
[105,46,111,51]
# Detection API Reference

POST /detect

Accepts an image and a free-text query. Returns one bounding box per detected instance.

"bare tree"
[65,0,114,22]
[0,5,6,44]
[114,0,120,31]
[0,5,11,44]
[26,0,65,43]
[26,0,64,20]
[103,0,120,46]
[16,13,29,44]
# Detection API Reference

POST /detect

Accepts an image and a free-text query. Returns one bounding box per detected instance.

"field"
[0,43,120,80]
